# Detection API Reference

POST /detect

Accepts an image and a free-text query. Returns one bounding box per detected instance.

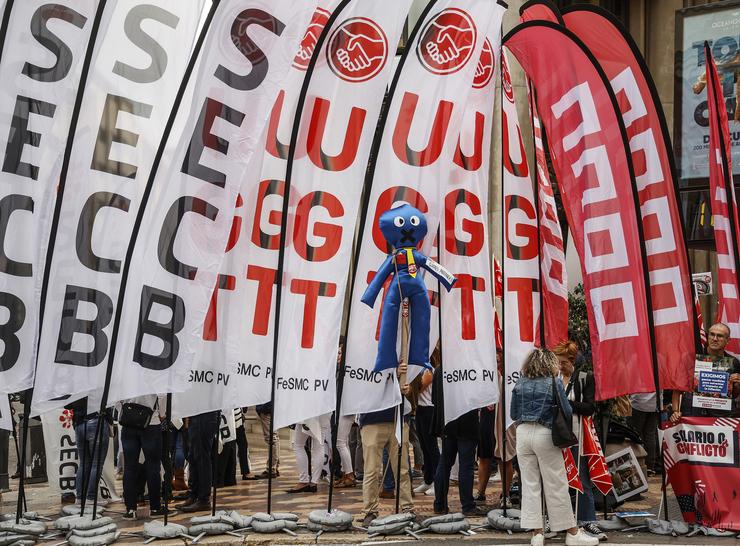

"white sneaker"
[531,533,544,546]
[413,482,432,494]
[424,485,435,496]
[565,528,599,546]
[492,472,501,482]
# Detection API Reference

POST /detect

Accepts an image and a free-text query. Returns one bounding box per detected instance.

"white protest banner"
[0,0,102,394]
[33,0,205,409]
[40,408,120,502]
[108,0,316,404]
[272,0,413,430]
[342,0,503,416]
[173,0,339,419]
[440,9,504,424]
[0,395,11,431]
[502,52,540,427]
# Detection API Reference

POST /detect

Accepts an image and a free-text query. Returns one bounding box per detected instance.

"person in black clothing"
[672,322,740,420]
[431,364,486,516]
[177,410,220,512]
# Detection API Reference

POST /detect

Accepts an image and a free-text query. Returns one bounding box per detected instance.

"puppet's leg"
[408,290,431,368]
[375,281,401,371]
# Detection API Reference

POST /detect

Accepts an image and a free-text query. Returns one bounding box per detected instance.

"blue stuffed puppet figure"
[361,204,456,372]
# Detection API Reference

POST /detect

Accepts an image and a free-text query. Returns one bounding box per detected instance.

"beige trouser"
[360,422,413,516]
[258,411,280,473]
[516,422,576,532]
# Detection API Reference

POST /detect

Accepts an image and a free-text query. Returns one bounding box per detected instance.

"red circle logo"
[472,38,494,89]
[417,8,477,75]
[502,55,514,102]
[326,17,389,83]
[293,8,332,71]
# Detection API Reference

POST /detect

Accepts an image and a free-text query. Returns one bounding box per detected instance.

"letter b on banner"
[134,285,185,370]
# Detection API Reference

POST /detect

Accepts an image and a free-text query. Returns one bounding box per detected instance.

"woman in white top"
[118,394,166,519]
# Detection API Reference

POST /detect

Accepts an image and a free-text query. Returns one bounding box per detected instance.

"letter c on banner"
[158,196,218,280]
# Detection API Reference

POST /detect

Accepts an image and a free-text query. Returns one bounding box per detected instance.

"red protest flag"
[705,43,740,356]
[582,416,613,496]
[563,448,583,493]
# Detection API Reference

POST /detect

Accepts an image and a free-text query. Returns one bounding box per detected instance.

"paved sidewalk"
[0,428,735,544]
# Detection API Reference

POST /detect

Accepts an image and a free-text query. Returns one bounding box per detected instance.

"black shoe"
[180,499,210,513]
[150,507,170,517]
[122,509,136,520]
[174,497,195,509]
[286,483,317,493]
[475,492,486,503]
[361,513,377,527]
[433,507,449,515]
[462,506,488,517]
[172,491,191,501]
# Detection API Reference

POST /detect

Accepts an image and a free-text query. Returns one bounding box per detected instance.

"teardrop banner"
[562,4,697,392]
[504,22,656,400]
[343,0,506,417]
[32,0,205,409]
[0,0,102,394]
[439,10,505,424]
[106,0,316,404]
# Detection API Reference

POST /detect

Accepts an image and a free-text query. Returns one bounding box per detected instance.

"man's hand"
[397,361,408,377]
[670,410,681,424]
[401,384,410,396]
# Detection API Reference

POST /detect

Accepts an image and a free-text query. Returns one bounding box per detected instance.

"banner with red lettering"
[0,0,102,394]
[705,43,740,356]
[504,22,656,400]
[563,5,696,392]
[528,88,568,348]
[582,415,612,495]
[32,0,205,410]
[172,1,340,419]
[342,0,503,417]
[502,51,540,427]
[271,0,413,430]
[107,1,315,404]
[440,9,504,424]
[663,417,740,530]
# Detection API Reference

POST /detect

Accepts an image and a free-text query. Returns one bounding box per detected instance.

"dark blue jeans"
[434,435,476,513]
[570,446,596,523]
[188,411,219,502]
[122,425,162,511]
[74,417,109,501]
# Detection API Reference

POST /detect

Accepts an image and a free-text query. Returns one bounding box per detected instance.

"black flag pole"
[211,411,221,516]
[264,0,352,514]
[499,52,509,518]
[326,0,438,514]
[163,393,172,525]
[85,0,220,520]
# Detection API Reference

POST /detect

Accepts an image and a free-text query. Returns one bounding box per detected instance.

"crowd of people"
[2,322,738,545]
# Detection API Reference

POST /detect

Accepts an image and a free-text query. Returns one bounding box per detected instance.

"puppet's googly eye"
[409,216,420,226]
[393,216,405,227]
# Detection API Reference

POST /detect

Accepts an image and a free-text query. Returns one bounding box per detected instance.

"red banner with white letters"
[342,0,503,416]
[527,89,568,348]
[502,51,540,427]
[563,6,696,392]
[706,44,740,357]
[504,22,655,400]
[663,417,740,530]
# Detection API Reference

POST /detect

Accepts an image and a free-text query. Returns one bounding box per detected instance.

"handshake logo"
[417,9,477,76]
[328,17,389,83]
[293,8,331,71]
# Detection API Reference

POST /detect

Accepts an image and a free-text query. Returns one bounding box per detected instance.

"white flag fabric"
[502,52,540,428]
[108,0,316,404]
[0,0,101,394]
[172,0,339,419]
[272,0,413,430]
[342,0,501,416]
[0,395,11,431]
[40,408,121,502]
[440,9,504,424]
[33,0,205,409]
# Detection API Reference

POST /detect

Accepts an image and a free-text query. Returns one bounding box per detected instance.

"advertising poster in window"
[676,2,740,186]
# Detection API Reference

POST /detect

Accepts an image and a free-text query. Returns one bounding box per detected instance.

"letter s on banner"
[504,22,656,400]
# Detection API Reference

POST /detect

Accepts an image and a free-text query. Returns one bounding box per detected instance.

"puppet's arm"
[361,254,395,307]
[415,250,456,292]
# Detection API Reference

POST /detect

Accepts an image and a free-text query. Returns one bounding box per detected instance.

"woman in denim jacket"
[511,348,598,546]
